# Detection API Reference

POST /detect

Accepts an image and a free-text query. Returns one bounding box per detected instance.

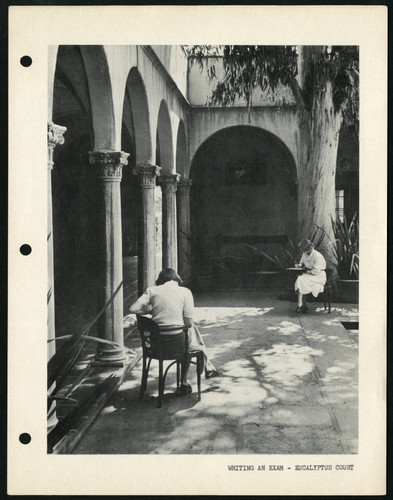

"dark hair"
[156,268,183,286]
[298,238,314,253]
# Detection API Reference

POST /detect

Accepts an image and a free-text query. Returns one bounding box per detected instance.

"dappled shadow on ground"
[266,320,303,336]
[252,343,323,387]
[319,359,358,405]
[316,305,359,318]
[194,307,274,329]
[303,326,358,350]
[73,298,358,455]
[297,316,358,408]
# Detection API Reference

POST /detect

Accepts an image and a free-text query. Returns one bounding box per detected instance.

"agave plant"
[327,213,359,280]
[181,226,239,276]
[245,228,326,271]
[245,237,298,270]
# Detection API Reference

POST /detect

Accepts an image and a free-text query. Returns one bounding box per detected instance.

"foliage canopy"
[186,45,359,125]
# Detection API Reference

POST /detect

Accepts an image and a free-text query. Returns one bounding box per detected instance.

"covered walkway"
[72,291,358,455]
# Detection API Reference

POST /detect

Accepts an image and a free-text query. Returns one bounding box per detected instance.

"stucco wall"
[187,56,296,107]
[151,45,188,97]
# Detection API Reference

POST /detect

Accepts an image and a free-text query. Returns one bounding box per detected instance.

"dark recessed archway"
[52,45,101,336]
[190,125,298,287]
[124,67,152,164]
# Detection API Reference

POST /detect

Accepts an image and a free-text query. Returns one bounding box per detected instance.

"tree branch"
[288,77,304,109]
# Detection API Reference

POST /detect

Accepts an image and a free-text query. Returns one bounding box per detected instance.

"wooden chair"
[136,316,203,408]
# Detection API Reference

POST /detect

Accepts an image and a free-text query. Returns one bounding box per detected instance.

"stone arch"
[191,125,297,183]
[120,68,152,308]
[189,107,299,174]
[156,100,174,174]
[175,119,188,178]
[189,125,298,288]
[123,67,152,164]
[52,45,92,136]
[48,45,59,121]
[79,45,116,150]
[176,119,191,282]
[121,91,137,261]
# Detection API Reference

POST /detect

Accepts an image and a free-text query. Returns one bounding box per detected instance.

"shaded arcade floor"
[73,291,358,455]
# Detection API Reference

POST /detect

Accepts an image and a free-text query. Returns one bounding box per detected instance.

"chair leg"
[324,292,327,310]
[176,360,180,391]
[140,356,147,398]
[158,358,163,408]
[197,354,202,401]
[181,355,189,386]
[328,289,331,314]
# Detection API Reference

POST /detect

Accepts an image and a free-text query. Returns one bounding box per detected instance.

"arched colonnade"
[48,45,192,364]
[47,45,299,365]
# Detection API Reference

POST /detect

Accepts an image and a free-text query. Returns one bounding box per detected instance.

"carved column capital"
[159,174,181,194]
[133,164,161,188]
[48,121,67,147]
[47,121,67,170]
[89,151,129,181]
[177,178,192,195]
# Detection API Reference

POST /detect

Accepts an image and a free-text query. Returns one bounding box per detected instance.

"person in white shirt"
[129,268,220,395]
[294,238,326,313]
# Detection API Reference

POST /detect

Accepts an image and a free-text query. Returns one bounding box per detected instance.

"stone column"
[89,150,129,365]
[133,165,161,295]
[159,174,180,270]
[177,179,192,285]
[47,121,66,427]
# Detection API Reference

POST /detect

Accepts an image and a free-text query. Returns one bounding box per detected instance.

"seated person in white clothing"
[129,268,220,395]
[294,238,326,313]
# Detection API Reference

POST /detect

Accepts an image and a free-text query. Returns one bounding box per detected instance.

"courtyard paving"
[72,291,358,455]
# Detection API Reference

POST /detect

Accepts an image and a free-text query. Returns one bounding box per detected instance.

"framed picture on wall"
[225,160,267,185]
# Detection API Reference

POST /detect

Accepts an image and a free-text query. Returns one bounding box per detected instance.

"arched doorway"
[51,45,115,336]
[190,125,297,289]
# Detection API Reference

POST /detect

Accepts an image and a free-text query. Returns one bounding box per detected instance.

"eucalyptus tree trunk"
[296,80,343,260]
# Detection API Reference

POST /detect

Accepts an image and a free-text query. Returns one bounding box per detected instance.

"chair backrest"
[137,315,154,353]
[136,316,189,360]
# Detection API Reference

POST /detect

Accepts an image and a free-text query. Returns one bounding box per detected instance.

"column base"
[92,347,127,367]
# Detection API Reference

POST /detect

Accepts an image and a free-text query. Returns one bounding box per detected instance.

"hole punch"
[20,244,32,255]
[20,56,32,67]
[19,433,31,444]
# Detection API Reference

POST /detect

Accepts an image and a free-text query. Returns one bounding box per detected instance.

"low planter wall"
[336,279,359,303]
